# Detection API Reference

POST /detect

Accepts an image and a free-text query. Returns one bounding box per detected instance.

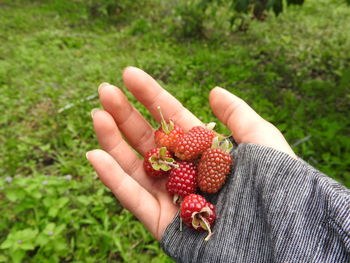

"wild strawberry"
[174,123,216,161]
[154,106,184,152]
[166,161,197,203]
[197,137,233,193]
[143,147,176,178]
[180,194,216,241]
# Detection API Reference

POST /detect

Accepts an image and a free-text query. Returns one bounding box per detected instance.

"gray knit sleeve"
[160,143,350,263]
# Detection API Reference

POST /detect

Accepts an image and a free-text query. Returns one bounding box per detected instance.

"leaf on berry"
[199,215,213,241]
[149,155,157,163]
[211,136,233,153]
[211,136,221,149]
[159,163,172,171]
[192,216,201,230]
[199,218,209,231]
[205,122,216,130]
[150,161,161,171]
[159,147,167,157]
[221,138,233,153]
[149,148,177,171]
[157,106,174,134]
[163,157,174,162]
[199,206,213,216]
[190,206,214,241]
[191,206,213,229]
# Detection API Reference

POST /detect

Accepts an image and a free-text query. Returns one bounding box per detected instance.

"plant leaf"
[233,0,250,13]
[159,163,171,171]
[159,147,167,157]
[151,163,161,171]
[271,0,283,16]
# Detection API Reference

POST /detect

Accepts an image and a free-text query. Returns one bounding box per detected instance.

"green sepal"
[149,147,177,171]
[149,155,163,171]
[160,118,170,134]
[199,218,209,231]
[191,206,212,230]
[151,162,162,171]
[221,138,233,153]
[199,206,213,216]
[163,157,174,162]
[211,135,222,149]
[149,155,158,164]
[211,136,233,153]
[168,120,174,132]
[159,147,167,157]
[160,163,171,171]
[191,213,201,230]
[158,106,174,134]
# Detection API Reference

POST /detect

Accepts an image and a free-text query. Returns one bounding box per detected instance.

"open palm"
[86,66,295,241]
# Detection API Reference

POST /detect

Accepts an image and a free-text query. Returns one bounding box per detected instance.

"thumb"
[209,87,296,157]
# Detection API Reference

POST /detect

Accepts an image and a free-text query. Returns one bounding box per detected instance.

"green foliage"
[86,0,146,23]
[173,0,306,38]
[172,0,208,38]
[173,0,349,37]
[0,0,349,262]
[232,0,305,18]
[0,175,168,262]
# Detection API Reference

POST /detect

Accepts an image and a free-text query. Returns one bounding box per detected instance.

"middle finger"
[98,83,156,156]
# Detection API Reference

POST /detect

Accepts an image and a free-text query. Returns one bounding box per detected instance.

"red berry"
[180,194,216,241]
[174,126,215,161]
[154,106,184,152]
[143,147,175,178]
[155,125,184,152]
[166,161,197,200]
[197,148,232,193]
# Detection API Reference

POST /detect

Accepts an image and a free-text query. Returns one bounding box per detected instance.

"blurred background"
[0,0,349,262]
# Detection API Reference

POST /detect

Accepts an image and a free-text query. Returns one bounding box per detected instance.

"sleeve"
[160,143,350,263]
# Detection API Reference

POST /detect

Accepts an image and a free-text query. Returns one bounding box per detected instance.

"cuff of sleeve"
[160,143,301,261]
[160,143,350,262]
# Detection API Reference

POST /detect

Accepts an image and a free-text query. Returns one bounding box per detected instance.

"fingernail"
[91,108,100,118]
[98,82,109,93]
[86,151,91,160]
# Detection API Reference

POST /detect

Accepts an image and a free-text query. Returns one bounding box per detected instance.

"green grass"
[0,0,349,262]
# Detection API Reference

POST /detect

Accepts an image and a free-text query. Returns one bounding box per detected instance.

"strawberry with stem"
[198,136,233,193]
[180,194,216,241]
[154,106,184,152]
[143,147,178,178]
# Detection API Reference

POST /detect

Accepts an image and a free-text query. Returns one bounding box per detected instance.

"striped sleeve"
[160,143,350,263]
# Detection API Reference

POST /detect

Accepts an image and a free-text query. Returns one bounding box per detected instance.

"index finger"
[123,67,203,131]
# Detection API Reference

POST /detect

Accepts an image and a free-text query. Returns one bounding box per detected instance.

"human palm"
[86,66,295,241]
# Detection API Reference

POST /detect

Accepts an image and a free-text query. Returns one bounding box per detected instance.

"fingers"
[122,66,202,131]
[98,83,155,156]
[86,149,160,236]
[92,109,156,190]
[209,87,296,157]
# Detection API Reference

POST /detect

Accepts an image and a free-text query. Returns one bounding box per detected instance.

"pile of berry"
[143,107,233,241]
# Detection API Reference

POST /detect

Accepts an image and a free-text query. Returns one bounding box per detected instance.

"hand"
[86,66,296,241]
